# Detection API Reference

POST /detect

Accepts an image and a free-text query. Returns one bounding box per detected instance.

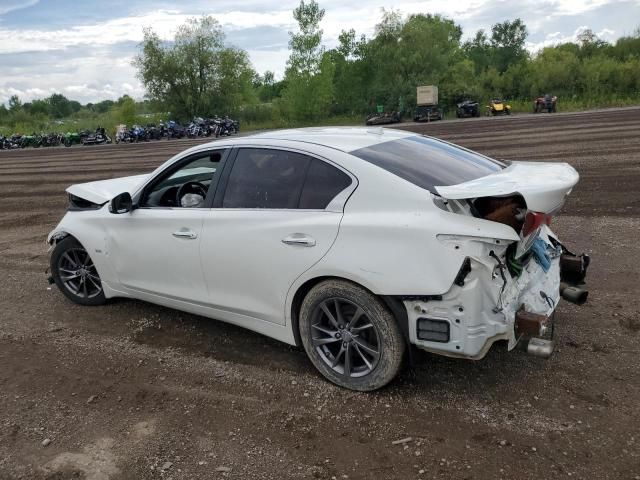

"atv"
[534,94,557,113]
[456,99,480,118]
[487,99,511,116]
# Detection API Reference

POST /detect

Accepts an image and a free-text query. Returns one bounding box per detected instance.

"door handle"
[282,234,316,247]
[172,228,198,240]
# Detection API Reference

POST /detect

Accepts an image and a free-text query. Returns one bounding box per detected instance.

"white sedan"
[48,127,589,391]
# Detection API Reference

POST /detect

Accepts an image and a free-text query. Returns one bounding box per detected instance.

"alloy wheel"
[57,247,103,299]
[311,298,381,378]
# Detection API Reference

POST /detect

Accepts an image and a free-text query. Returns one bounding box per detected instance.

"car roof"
[247,127,419,153]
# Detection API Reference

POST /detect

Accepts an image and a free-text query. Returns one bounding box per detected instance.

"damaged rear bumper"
[403,226,588,360]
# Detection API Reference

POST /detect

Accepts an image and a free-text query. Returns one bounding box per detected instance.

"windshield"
[350,135,504,193]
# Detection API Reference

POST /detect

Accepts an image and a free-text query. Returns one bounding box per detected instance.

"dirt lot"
[1,108,639,480]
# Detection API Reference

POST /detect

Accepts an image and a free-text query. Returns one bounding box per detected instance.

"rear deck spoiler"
[434,161,579,213]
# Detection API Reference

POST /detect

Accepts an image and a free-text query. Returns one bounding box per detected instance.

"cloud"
[0,0,39,15]
[0,0,637,104]
[0,44,144,105]
[0,9,294,54]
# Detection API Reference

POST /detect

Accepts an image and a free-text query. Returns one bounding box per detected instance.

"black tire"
[299,280,405,391]
[50,236,106,306]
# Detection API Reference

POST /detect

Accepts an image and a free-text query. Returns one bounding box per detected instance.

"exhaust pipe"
[527,338,554,358]
[560,282,588,305]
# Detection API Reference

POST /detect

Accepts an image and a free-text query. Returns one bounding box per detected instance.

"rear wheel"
[299,280,405,391]
[50,236,106,306]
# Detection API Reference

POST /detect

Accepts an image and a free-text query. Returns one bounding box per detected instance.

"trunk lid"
[435,161,579,213]
[66,174,150,205]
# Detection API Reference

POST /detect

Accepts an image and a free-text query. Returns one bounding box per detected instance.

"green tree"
[611,29,640,60]
[490,19,528,73]
[8,95,21,112]
[117,96,137,125]
[282,0,334,121]
[365,13,463,111]
[48,93,73,118]
[215,47,258,114]
[463,30,492,73]
[529,47,580,97]
[287,0,325,75]
[134,15,255,120]
[576,29,610,59]
[26,98,50,116]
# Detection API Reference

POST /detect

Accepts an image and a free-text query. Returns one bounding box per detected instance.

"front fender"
[46,212,118,287]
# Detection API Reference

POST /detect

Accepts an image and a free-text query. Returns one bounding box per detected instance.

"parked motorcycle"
[63,131,83,147]
[186,118,205,138]
[129,125,149,142]
[41,133,64,147]
[82,127,112,146]
[0,135,15,149]
[20,134,43,148]
[166,120,185,139]
[146,124,163,140]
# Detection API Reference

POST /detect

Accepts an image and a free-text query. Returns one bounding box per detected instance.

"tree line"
[269,4,640,121]
[2,1,639,133]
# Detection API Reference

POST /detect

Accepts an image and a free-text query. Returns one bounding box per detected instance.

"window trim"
[133,148,230,210]
[212,145,357,212]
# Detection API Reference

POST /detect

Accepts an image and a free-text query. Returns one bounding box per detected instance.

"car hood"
[435,161,579,213]
[66,174,150,205]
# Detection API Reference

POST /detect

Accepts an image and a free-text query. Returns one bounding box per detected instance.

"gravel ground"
[1,108,639,480]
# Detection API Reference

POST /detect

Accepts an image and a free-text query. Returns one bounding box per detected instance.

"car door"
[200,147,355,325]
[105,149,227,303]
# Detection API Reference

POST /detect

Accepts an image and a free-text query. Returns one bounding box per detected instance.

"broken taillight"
[522,212,552,237]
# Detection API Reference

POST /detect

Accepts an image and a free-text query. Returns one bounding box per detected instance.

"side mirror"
[109,192,133,214]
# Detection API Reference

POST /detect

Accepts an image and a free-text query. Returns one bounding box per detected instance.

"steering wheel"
[176,181,208,207]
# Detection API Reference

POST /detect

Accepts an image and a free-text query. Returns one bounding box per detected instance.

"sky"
[0,0,638,105]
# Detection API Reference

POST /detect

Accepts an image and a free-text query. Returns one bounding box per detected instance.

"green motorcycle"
[20,134,43,148]
[63,131,82,147]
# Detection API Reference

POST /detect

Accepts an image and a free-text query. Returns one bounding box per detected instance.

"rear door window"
[221,148,353,210]
[222,148,310,209]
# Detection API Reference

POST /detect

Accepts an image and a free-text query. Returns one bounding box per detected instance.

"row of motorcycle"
[115,117,240,143]
[0,127,111,149]
[0,116,240,150]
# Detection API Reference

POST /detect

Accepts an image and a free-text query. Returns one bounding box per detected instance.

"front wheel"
[50,236,106,306]
[299,280,405,391]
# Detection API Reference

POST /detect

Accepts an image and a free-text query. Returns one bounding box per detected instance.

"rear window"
[350,135,504,193]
